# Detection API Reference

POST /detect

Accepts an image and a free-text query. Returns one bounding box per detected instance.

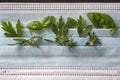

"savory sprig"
[27,16,55,32]
[9,36,42,48]
[86,32,101,46]
[87,12,119,34]
[1,19,23,37]
[48,16,76,47]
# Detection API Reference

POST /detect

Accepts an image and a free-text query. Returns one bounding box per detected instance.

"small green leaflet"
[1,19,23,37]
[27,16,55,32]
[87,12,119,34]
[77,16,92,37]
[16,19,23,37]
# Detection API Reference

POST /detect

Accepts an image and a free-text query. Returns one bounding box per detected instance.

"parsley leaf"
[1,19,23,37]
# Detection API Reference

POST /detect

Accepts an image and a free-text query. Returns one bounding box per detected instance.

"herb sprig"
[46,16,77,47]
[9,36,42,47]
[76,16,101,46]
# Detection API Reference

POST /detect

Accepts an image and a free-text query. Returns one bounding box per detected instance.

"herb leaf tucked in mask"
[47,16,77,47]
[1,19,23,37]
[27,16,55,32]
[76,16,101,46]
[41,16,55,28]
[87,12,119,34]
[77,16,92,37]
[27,21,42,32]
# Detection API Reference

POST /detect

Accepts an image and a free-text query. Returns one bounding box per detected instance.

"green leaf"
[1,20,23,37]
[41,16,55,28]
[1,21,16,36]
[13,38,27,42]
[57,16,68,36]
[27,21,43,32]
[66,17,78,28]
[44,39,54,43]
[110,28,115,34]
[87,13,102,28]
[77,16,87,37]
[58,16,65,28]
[4,33,16,37]
[78,16,86,28]
[82,25,92,35]
[16,19,23,37]
[52,24,58,35]
[87,12,119,34]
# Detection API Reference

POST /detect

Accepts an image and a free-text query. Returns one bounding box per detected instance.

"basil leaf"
[87,12,119,34]
[66,17,78,28]
[41,16,55,28]
[27,21,43,32]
